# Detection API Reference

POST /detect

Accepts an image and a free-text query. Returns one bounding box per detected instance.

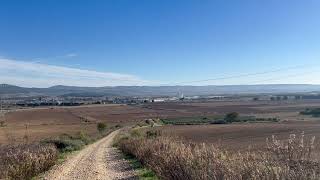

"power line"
[159,64,314,86]
[246,71,318,85]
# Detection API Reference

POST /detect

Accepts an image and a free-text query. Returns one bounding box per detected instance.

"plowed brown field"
[1,100,320,145]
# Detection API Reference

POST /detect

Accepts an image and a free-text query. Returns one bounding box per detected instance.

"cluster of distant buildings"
[16,99,82,107]
[0,92,224,108]
[1,91,320,109]
[252,94,320,101]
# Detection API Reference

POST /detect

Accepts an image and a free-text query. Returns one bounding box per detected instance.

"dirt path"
[43,130,137,180]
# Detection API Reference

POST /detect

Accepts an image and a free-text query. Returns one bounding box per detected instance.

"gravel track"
[43,130,137,180]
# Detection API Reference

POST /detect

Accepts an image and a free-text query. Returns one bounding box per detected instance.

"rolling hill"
[1,84,320,97]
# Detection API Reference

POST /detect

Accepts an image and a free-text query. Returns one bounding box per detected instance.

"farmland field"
[0,104,155,144]
[158,121,320,151]
[1,99,320,145]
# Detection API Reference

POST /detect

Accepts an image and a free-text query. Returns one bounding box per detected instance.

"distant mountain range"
[1,84,320,97]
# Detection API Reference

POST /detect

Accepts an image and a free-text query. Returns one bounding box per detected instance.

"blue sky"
[0,0,320,87]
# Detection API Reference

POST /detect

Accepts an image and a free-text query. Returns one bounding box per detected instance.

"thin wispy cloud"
[0,58,149,87]
[32,53,78,63]
[65,53,78,57]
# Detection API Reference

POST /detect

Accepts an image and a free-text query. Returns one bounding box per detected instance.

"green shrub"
[44,138,85,153]
[0,120,5,127]
[163,114,277,125]
[97,122,107,133]
[42,132,90,153]
[115,124,122,128]
[225,112,239,123]
[77,131,92,145]
[211,119,227,124]
[162,117,220,125]
[255,117,280,122]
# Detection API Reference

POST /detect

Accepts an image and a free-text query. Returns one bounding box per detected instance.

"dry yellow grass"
[0,143,58,180]
[118,131,320,180]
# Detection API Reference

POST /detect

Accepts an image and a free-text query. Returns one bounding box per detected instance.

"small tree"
[97,122,107,133]
[0,120,5,127]
[225,112,239,123]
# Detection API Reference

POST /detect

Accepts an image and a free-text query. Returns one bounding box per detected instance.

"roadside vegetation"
[162,112,279,125]
[0,122,120,180]
[43,122,117,153]
[114,126,159,180]
[0,120,5,127]
[97,122,107,133]
[123,154,158,180]
[0,143,58,180]
[118,129,319,180]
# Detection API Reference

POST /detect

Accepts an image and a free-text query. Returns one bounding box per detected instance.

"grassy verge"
[113,125,159,180]
[124,154,158,180]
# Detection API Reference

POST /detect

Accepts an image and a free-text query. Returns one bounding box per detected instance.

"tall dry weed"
[0,143,58,180]
[119,132,320,180]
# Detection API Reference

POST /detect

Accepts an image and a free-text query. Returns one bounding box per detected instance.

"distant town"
[1,91,320,110]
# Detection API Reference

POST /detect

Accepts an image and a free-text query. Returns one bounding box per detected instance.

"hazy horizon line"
[1,83,320,89]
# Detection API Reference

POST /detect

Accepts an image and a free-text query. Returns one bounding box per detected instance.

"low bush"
[77,131,92,145]
[97,122,107,133]
[43,133,90,153]
[118,132,319,180]
[0,120,6,127]
[161,117,221,125]
[44,125,117,153]
[115,124,122,128]
[162,114,279,125]
[255,117,279,122]
[225,112,239,123]
[0,143,58,180]
[210,119,227,124]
